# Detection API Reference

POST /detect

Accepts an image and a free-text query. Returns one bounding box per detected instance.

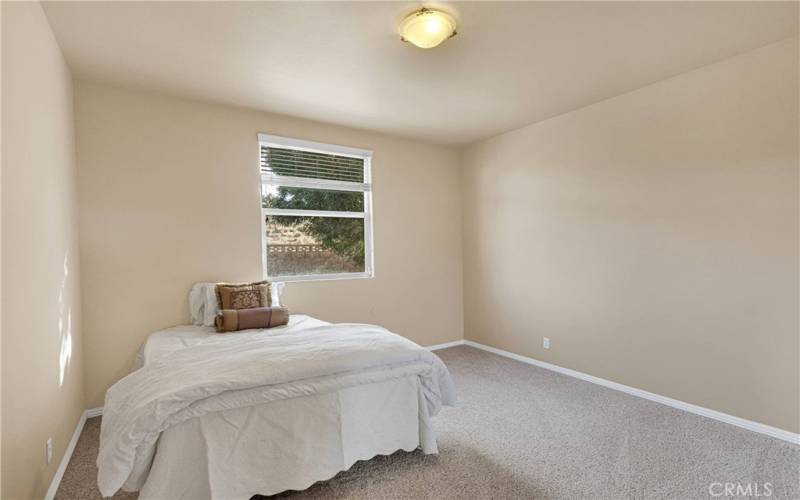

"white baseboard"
[86,407,104,418]
[427,339,465,351]
[44,410,88,500]
[42,339,796,500]
[464,340,800,445]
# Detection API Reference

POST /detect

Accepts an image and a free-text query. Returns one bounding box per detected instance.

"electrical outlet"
[543,337,550,350]
[46,437,53,464]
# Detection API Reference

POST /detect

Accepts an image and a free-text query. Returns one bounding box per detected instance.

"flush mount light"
[399,7,457,49]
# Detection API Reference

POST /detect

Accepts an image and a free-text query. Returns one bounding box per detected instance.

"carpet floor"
[56,346,799,499]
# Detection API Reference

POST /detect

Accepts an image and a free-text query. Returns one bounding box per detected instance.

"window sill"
[266,272,374,283]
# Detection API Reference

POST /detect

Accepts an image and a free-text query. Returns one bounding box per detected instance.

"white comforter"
[97,321,456,497]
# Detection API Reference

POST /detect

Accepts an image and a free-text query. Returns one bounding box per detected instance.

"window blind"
[261,146,365,183]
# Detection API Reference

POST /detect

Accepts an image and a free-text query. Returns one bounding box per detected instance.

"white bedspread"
[97,318,455,497]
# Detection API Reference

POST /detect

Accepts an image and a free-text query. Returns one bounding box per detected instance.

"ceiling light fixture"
[399,7,457,49]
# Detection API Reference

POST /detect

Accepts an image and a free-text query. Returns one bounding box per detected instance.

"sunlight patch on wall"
[58,252,73,386]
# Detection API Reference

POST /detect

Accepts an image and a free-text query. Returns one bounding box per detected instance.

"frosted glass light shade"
[399,8,457,49]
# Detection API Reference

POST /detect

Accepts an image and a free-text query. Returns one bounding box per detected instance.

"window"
[259,133,374,281]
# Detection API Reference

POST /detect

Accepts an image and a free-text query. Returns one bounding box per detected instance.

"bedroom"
[1,1,798,499]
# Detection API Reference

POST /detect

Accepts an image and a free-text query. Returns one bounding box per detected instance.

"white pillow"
[271,281,285,307]
[188,283,217,326]
[189,281,285,327]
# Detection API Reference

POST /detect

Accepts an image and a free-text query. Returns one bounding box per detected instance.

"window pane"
[262,185,364,212]
[266,215,365,277]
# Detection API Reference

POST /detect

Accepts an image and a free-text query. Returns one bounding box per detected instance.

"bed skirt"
[134,375,436,500]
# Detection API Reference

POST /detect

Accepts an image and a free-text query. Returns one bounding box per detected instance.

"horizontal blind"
[261,146,365,183]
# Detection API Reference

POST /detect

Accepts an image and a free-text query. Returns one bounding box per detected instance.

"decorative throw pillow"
[215,307,289,332]
[215,280,272,310]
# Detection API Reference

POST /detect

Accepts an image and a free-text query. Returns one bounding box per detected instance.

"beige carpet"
[56,346,799,499]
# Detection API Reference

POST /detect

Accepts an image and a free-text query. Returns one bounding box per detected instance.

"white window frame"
[258,133,374,282]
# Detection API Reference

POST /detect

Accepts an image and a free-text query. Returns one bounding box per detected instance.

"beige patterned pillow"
[215,280,272,310]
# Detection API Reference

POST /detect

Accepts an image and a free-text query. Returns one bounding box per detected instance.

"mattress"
[101,314,454,499]
[133,314,330,370]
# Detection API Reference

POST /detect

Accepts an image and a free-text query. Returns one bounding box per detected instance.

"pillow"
[216,280,272,310]
[189,283,219,327]
[190,281,286,327]
[271,281,285,307]
[215,307,290,332]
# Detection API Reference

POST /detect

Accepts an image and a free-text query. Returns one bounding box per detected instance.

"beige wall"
[74,82,464,407]
[1,2,86,498]
[462,38,799,433]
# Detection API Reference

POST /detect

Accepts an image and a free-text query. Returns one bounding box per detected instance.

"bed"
[96,313,456,499]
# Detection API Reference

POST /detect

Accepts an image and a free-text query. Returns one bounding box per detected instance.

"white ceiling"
[43,1,798,145]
